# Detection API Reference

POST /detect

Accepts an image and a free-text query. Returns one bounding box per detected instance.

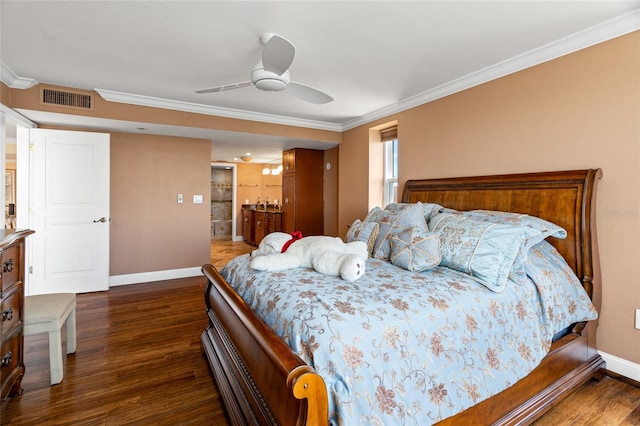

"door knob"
[93,217,109,223]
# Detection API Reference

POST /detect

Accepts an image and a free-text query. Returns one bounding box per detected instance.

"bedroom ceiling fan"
[195,33,333,105]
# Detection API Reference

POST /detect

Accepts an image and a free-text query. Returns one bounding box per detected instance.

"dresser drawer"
[1,244,22,294]
[254,211,266,244]
[266,212,282,234]
[0,331,24,400]
[1,286,22,340]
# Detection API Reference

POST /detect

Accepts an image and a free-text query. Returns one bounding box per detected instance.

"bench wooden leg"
[66,308,76,354]
[48,329,64,385]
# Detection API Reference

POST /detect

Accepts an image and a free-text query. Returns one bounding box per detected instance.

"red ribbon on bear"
[281,231,303,253]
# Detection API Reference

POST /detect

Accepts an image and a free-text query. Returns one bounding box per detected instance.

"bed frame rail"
[201,263,327,425]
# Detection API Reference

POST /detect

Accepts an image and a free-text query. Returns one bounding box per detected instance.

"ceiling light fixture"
[262,163,282,175]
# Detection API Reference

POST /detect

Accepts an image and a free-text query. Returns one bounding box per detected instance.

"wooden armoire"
[282,148,324,236]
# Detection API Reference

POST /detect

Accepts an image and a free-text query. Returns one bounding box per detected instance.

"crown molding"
[342,9,640,131]
[0,61,38,89]
[94,88,342,132]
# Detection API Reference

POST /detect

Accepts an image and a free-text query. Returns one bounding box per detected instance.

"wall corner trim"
[109,267,202,287]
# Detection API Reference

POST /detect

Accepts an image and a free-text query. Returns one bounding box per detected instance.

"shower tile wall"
[211,167,233,239]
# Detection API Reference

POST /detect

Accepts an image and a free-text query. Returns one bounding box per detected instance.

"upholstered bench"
[23,293,77,385]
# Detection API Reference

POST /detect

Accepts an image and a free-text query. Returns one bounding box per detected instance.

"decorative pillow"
[463,210,566,249]
[389,227,441,272]
[462,210,567,284]
[421,203,445,222]
[366,202,428,260]
[345,219,380,257]
[363,206,384,223]
[383,202,443,221]
[429,212,539,292]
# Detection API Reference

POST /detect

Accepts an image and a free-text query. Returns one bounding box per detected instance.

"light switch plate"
[193,194,203,204]
[177,193,183,204]
[636,309,640,330]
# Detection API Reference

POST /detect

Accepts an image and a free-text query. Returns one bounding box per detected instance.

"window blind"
[380,126,398,142]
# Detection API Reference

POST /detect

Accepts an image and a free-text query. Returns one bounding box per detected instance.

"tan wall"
[109,133,211,275]
[261,170,283,203]
[0,83,10,105]
[340,31,640,364]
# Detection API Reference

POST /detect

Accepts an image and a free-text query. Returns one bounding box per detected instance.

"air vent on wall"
[40,87,93,111]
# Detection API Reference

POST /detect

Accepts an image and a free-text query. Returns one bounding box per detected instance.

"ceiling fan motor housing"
[252,67,290,92]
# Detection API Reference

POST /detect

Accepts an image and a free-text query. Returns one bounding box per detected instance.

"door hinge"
[29,266,33,274]
[29,143,34,151]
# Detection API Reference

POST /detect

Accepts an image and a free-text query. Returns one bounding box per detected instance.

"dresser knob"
[3,259,13,273]
[1,351,12,368]
[2,307,13,321]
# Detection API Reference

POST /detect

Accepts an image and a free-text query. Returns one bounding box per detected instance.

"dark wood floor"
[2,240,639,425]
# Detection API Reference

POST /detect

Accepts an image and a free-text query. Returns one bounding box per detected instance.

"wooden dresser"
[1,229,34,401]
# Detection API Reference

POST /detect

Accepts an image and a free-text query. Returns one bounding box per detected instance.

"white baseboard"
[232,235,245,242]
[109,267,203,287]
[599,351,640,382]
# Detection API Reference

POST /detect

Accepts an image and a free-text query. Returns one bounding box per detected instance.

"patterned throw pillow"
[365,202,428,260]
[461,210,567,284]
[429,212,539,292]
[463,210,566,249]
[421,203,445,222]
[345,219,380,257]
[390,227,441,272]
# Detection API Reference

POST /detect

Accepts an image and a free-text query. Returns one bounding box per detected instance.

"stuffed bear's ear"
[252,232,291,257]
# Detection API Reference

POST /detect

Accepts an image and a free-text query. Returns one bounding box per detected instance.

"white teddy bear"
[250,232,368,282]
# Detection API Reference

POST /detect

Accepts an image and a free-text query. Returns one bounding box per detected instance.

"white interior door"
[29,128,110,295]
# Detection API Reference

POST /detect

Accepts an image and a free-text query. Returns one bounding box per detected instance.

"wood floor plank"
[532,376,640,425]
[2,240,639,425]
[1,277,229,425]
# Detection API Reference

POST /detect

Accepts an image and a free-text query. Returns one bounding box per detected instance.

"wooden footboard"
[201,264,327,425]
[437,329,604,425]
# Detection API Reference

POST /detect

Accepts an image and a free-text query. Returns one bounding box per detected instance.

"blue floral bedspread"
[221,242,596,425]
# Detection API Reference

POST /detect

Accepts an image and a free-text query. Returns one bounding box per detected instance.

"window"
[383,134,398,206]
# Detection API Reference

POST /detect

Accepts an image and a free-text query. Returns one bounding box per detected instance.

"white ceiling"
[2,1,639,163]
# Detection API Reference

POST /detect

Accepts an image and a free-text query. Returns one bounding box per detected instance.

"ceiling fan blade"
[261,34,295,75]
[195,81,252,94]
[287,81,333,104]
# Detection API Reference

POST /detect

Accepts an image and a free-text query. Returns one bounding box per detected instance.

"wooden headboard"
[402,169,602,301]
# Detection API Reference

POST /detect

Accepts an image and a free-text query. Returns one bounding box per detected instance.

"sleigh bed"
[201,169,604,425]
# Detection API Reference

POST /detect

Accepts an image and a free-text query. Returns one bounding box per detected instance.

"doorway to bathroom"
[210,164,235,241]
